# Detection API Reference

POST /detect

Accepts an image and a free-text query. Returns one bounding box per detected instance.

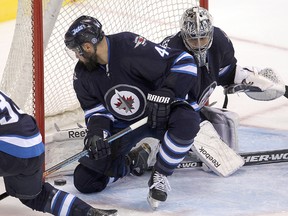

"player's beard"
[83,54,99,72]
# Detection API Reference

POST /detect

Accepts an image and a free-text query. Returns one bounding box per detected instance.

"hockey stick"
[44,116,147,176]
[0,192,8,200]
[177,148,288,169]
[0,117,148,201]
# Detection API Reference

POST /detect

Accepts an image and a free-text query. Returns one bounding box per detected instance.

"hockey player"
[0,90,117,216]
[159,6,286,155]
[64,15,201,210]
[161,6,285,109]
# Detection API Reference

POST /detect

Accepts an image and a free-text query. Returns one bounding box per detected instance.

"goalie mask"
[64,15,104,59]
[180,7,214,67]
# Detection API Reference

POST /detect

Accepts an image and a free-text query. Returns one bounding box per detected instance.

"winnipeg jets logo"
[71,24,85,35]
[114,89,135,113]
[134,36,147,48]
[105,84,146,120]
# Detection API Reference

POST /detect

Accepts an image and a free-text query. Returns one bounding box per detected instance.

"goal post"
[1,0,208,175]
[200,0,209,9]
[33,0,45,140]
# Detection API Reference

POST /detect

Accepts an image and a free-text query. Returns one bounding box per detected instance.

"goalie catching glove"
[146,88,174,130]
[226,65,286,101]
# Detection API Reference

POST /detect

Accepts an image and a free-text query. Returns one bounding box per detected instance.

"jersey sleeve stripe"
[0,132,43,147]
[219,64,232,76]
[171,64,197,76]
[189,101,201,111]
[84,104,106,118]
[174,52,194,63]
[0,140,44,158]
[91,113,115,122]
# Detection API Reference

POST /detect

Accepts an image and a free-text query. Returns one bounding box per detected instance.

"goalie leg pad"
[201,106,239,151]
[191,120,244,177]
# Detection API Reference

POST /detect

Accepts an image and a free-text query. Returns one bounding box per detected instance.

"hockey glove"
[233,65,274,92]
[84,134,111,160]
[231,65,286,100]
[146,88,174,130]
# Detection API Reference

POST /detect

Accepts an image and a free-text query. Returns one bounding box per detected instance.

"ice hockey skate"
[147,169,171,210]
[127,142,151,176]
[87,207,118,216]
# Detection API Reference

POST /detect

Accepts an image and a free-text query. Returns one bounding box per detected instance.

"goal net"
[1,0,206,177]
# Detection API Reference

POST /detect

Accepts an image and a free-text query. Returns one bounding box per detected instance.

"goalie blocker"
[191,120,244,177]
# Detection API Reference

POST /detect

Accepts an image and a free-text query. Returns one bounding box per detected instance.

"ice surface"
[0,0,288,215]
[2,127,287,216]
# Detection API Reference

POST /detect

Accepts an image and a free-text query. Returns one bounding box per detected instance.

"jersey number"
[155,46,169,57]
[0,94,19,125]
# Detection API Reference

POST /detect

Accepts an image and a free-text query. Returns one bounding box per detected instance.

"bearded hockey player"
[64,10,287,209]
[64,15,202,210]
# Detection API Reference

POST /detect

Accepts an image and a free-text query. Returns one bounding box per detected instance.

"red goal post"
[200,0,209,9]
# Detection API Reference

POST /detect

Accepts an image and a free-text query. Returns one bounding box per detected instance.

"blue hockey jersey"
[0,91,44,158]
[73,32,201,128]
[161,27,237,108]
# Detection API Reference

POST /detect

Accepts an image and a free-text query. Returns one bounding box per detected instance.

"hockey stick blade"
[284,85,288,98]
[0,117,148,201]
[177,148,288,169]
[0,192,9,201]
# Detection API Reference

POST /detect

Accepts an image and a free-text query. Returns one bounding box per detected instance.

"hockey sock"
[155,131,193,176]
[50,190,95,216]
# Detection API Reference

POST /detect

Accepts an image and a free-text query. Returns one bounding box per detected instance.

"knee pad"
[169,106,200,141]
[74,164,109,193]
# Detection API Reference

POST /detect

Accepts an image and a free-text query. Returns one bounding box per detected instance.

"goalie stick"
[0,117,148,201]
[177,148,288,169]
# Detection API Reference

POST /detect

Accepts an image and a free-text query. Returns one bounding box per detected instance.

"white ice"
[1,0,288,215]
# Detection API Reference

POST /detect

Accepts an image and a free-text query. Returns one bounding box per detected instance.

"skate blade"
[147,194,161,210]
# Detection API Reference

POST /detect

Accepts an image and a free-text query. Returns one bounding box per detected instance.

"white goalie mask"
[180,7,214,66]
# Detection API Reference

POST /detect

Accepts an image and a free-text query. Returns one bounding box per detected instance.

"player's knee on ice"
[74,164,109,193]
